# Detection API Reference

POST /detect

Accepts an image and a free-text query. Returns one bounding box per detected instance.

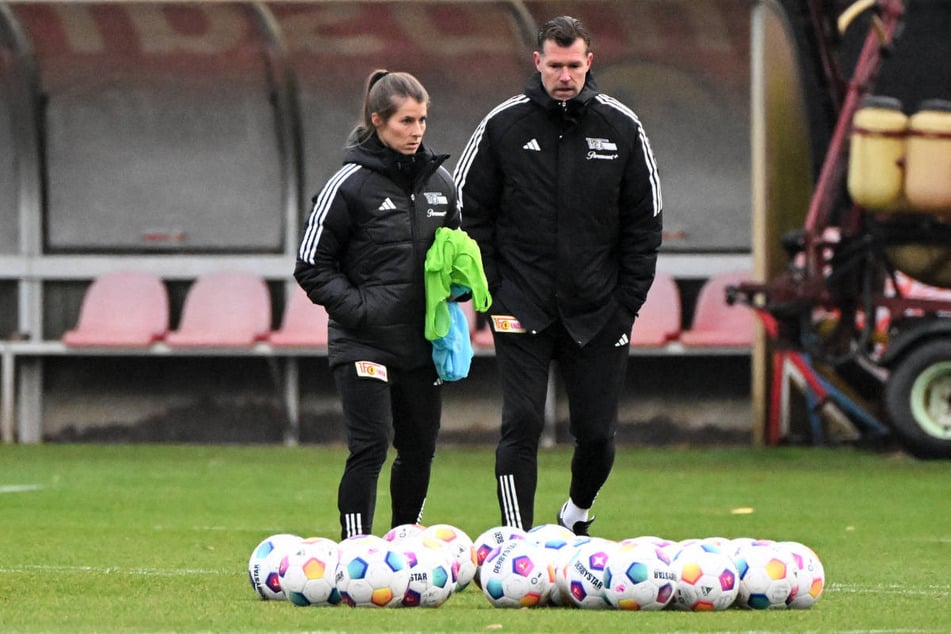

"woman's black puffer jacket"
[295,134,459,370]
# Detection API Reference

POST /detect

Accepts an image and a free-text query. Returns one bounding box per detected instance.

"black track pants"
[492,318,629,530]
[332,362,441,539]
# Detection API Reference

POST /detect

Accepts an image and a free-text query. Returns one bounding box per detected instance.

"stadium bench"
[1,270,752,445]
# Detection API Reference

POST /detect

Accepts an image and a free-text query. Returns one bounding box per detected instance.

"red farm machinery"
[736,0,951,457]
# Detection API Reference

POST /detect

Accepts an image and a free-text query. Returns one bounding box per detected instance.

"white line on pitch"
[0,484,44,494]
[0,564,227,576]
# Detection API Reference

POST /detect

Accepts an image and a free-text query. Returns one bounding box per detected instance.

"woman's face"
[372,97,427,155]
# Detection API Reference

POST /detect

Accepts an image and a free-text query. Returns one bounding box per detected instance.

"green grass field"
[1,443,948,633]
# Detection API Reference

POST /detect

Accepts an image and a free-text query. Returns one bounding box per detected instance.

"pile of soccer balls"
[247,523,475,608]
[472,525,825,611]
[248,523,825,611]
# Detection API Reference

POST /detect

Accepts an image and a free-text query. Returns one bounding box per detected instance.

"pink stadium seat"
[63,271,169,347]
[268,286,329,347]
[164,272,271,347]
[679,270,755,347]
[630,272,681,347]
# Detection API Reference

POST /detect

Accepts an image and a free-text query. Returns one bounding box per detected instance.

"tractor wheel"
[884,339,951,459]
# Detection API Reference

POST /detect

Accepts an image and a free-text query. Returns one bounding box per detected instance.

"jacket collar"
[524,70,599,114]
[343,133,447,189]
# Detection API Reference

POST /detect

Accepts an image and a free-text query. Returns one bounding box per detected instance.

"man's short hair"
[537,16,591,52]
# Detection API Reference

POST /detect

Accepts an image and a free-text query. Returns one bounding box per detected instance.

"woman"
[295,70,458,539]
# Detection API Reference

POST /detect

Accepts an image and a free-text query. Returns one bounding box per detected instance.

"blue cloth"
[431,300,474,381]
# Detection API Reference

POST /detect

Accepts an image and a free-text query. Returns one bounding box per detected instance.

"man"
[453,16,663,534]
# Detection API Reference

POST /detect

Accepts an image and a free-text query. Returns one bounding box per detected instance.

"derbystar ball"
[247,533,303,601]
[480,539,554,608]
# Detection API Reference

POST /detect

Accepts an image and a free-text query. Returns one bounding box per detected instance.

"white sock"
[560,499,589,527]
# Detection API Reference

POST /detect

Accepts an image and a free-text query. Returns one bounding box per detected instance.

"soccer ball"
[561,537,614,609]
[531,529,577,607]
[552,537,590,606]
[472,526,528,588]
[279,536,341,607]
[670,544,739,611]
[602,542,677,611]
[617,535,681,563]
[778,541,825,609]
[383,523,426,543]
[735,542,798,609]
[420,524,477,592]
[480,539,554,608]
[335,539,410,607]
[527,523,576,545]
[247,533,303,600]
[727,537,775,560]
[337,533,388,565]
[397,536,456,607]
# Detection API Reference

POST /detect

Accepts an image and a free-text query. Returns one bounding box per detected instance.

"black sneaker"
[557,505,595,537]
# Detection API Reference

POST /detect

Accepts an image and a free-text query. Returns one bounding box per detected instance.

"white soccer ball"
[337,533,387,563]
[397,536,457,608]
[279,536,342,607]
[561,537,614,609]
[727,537,775,560]
[480,539,553,608]
[778,541,826,609]
[472,526,528,588]
[335,538,410,607]
[383,523,427,543]
[553,536,590,606]
[669,543,739,611]
[532,531,577,607]
[617,535,682,563]
[602,542,677,611]
[527,523,577,545]
[247,533,303,600]
[419,523,477,592]
[735,542,799,609]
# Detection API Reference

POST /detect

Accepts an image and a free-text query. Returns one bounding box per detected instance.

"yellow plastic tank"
[847,96,908,211]
[904,99,951,215]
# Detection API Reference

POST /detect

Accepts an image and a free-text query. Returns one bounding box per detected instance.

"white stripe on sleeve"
[452,95,529,211]
[596,94,663,216]
[298,163,362,263]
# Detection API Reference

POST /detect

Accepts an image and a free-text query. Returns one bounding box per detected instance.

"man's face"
[533,37,592,101]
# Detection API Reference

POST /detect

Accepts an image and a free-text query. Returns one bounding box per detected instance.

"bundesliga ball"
[480,539,554,608]
[337,533,388,566]
[335,539,410,607]
[619,535,681,562]
[384,523,426,543]
[602,542,677,611]
[778,541,825,609]
[561,537,614,609]
[472,526,528,588]
[398,536,456,607]
[553,537,589,606]
[670,544,739,611]
[735,542,798,609]
[531,530,577,607]
[527,523,577,545]
[279,537,341,607]
[247,533,303,600]
[420,524,477,592]
[727,537,776,560]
